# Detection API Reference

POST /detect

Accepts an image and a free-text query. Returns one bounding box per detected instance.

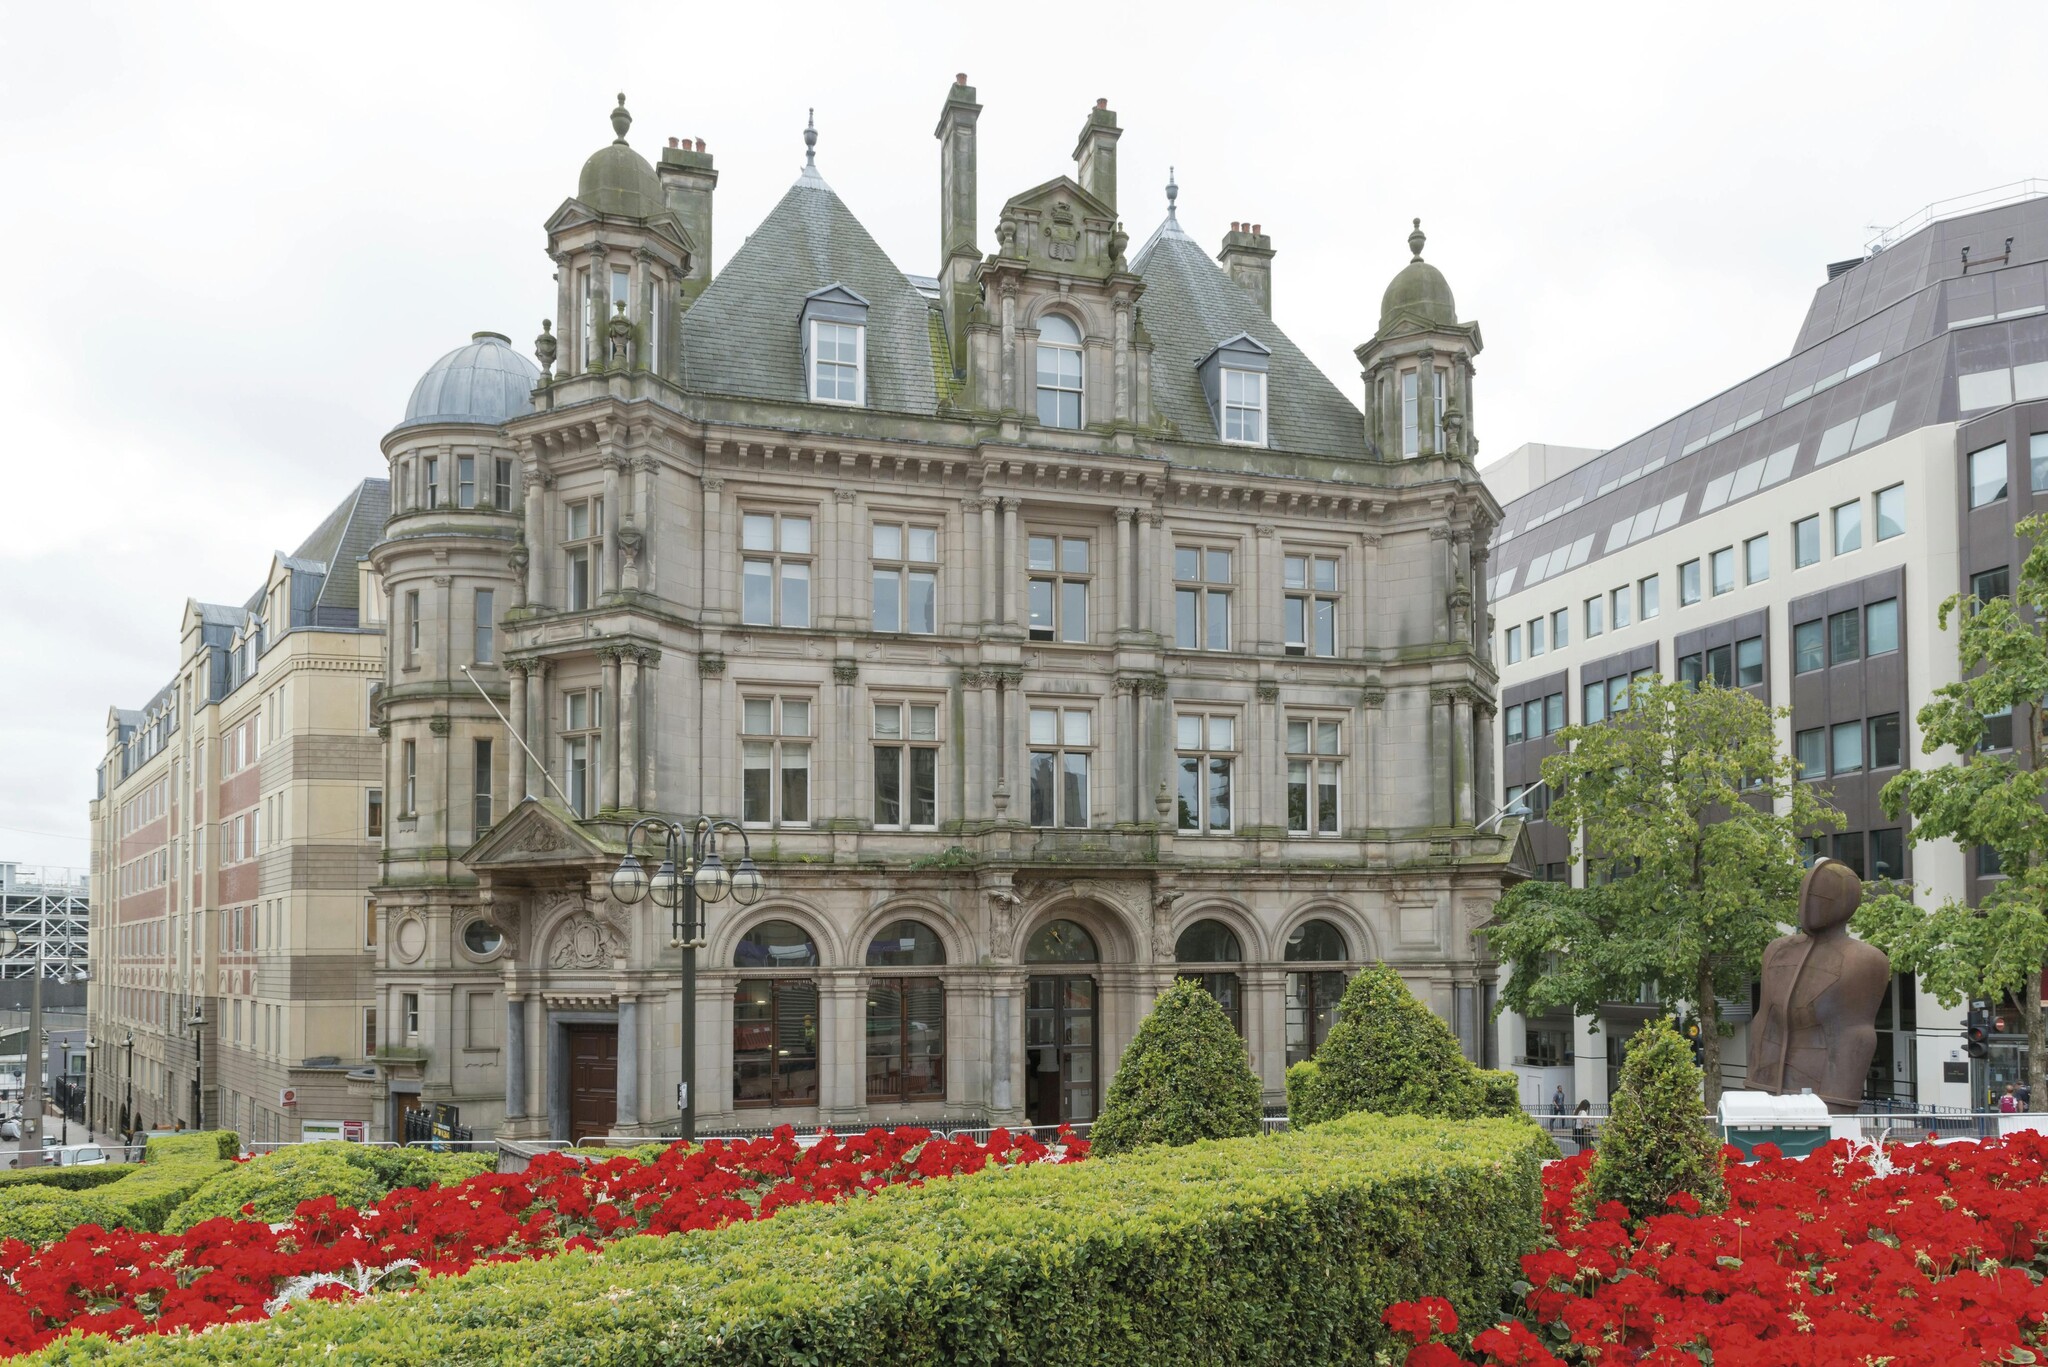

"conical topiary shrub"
[1090,978,1263,1156]
[1587,1017,1725,1219]
[1288,962,1515,1126]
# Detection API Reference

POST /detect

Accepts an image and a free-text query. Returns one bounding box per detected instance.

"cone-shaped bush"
[1288,963,1524,1127]
[1090,979,1263,1156]
[1588,1017,1725,1219]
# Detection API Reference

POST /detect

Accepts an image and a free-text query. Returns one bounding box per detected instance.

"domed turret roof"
[1379,219,1457,331]
[577,94,665,219]
[397,332,539,429]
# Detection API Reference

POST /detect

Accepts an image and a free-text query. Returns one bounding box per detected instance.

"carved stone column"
[615,996,639,1130]
[1114,506,1134,633]
[1430,687,1455,828]
[1140,511,1162,637]
[962,670,986,824]
[602,452,622,593]
[599,649,622,812]
[522,459,546,606]
[504,994,528,1120]
[702,475,727,624]
[507,662,530,801]
[1000,497,1020,627]
[532,658,555,800]
[619,650,641,812]
[1452,687,1476,828]
[639,650,662,813]
[832,487,859,630]
[999,280,1018,413]
[1112,296,1131,423]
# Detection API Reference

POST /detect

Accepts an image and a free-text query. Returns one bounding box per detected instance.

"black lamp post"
[122,1032,134,1136]
[609,817,763,1143]
[188,1009,205,1131]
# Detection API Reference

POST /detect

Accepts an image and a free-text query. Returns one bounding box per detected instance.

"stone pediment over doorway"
[463,797,617,869]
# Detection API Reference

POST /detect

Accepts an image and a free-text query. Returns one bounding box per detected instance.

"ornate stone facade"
[368,82,1524,1143]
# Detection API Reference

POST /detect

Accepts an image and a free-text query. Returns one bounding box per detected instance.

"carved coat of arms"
[1046,201,1080,262]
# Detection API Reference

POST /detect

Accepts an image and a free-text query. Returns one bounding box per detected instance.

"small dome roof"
[397,332,539,429]
[1379,219,1457,331]
[577,94,665,219]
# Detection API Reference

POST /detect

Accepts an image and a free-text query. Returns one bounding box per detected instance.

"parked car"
[40,1144,108,1167]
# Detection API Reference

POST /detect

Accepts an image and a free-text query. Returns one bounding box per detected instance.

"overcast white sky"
[2,1,2043,875]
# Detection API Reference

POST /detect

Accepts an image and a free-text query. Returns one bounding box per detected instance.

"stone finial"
[1408,218,1426,261]
[534,319,557,381]
[804,108,818,169]
[611,94,632,144]
[1166,167,1179,219]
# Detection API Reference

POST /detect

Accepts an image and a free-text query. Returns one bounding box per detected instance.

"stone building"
[88,484,388,1141]
[369,81,1522,1144]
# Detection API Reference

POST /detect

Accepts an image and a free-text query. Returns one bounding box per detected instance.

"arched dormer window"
[1035,314,1083,429]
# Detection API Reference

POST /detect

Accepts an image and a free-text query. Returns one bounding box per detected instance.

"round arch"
[708,899,843,970]
[1027,301,1090,341]
[1016,894,1142,963]
[847,897,974,970]
[1279,901,1380,964]
[1169,899,1266,963]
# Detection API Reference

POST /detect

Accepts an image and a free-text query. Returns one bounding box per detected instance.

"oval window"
[463,920,503,957]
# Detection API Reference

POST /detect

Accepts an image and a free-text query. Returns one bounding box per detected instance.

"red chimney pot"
[1095,98,1107,110]
[668,137,679,148]
[695,139,706,153]
[1253,223,1261,235]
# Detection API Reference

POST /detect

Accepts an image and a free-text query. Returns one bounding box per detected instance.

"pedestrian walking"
[2000,1085,2020,1114]
[1549,1085,1567,1132]
[1572,1100,1594,1151]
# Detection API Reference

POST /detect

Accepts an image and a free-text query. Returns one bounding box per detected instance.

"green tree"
[1856,512,2048,1111]
[1090,979,1263,1156]
[1285,962,1522,1127]
[1487,678,1839,1111]
[1588,1017,1725,1219]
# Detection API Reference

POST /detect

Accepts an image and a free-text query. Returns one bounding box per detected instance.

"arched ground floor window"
[733,919,820,1108]
[1284,918,1354,1067]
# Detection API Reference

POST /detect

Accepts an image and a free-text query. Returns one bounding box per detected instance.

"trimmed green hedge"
[166,1143,494,1230]
[0,1188,127,1248]
[23,1113,1550,1365]
[1589,1018,1725,1219]
[0,1133,238,1242]
[0,1165,133,1193]
[1090,979,1262,1156]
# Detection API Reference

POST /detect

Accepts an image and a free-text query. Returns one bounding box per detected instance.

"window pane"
[1314,599,1336,656]
[1545,694,1564,733]
[1061,538,1089,573]
[742,514,774,551]
[1063,710,1090,746]
[1206,591,1230,650]
[744,698,774,733]
[874,704,901,737]
[1206,549,1232,583]
[1177,755,1200,830]
[1207,757,1232,830]
[1705,645,1731,688]
[872,569,901,631]
[1029,535,1056,571]
[1795,728,1824,778]
[1029,579,1055,636]
[1061,580,1088,641]
[1829,609,1861,664]
[781,517,811,553]
[742,741,773,820]
[780,699,809,735]
[1970,443,2008,508]
[1585,596,1603,636]
[2035,433,2048,493]
[1745,535,1769,583]
[1284,597,1306,647]
[1029,751,1056,826]
[1207,715,1234,749]
[1680,560,1701,605]
[1551,608,1569,647]
[1640,575,1660,619]
[1973,567,2010,602]
[1505,708,1525,744]
[1316,721,1339,754]
[781,562,810,626]
[1287,760,1309,832]
[1610,588,1630,629]
[873,523,903,560]
[1831,721,1863,773]
[865,980,903,1100]
[1736,636,1764,687]
[909,705,937,740]
[741,560,773,623]
[1794,620,1824,673]
[1313,558,1338,592]
[1610,674,1631,711]
[1866,598,1899,654]
[1317,765,1338,833]
[1176,589,1199,648]
[1875,486,1905,541]
[1710,548,1735,594]
[908,571,936,633]
[1062,753,1089,828]
[1870,828,1904,881]
[1583,682,1606,723]
[781,746,810,822]
[874,745,903,825]
[1834,502,1862,554]
[1794,515,1820,567]
[909,527,938,562]
[1286,719,1309,753]
[1870,713,1901,769]
[1029,708,1057,745]
[910,748,937,826]
[1174,547,1200,581]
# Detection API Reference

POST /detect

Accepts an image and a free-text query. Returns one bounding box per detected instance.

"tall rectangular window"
[1222,369,1265,444]
[741,511,813,627]
[1704,645,1732,689]
[1504,625,1522,664]
[423,455,441,510]
[1869,712,1902,769]
[565,497,604,611]
[472,739,493,832]
[1874,484,1905,541]
[405,591,420,666]
[1710,547,1736,595]
[1731,635,1762,687]
[363,1006,378,1057]
[1175,712,1237,834]
[1174,545,1233,650]
[366,787,383,838]
[741,695,811,826]
[1433,366,1450,450]
[810,320,864,404]
[1969,442,2009,508]
[1028,535,1092,643]
[473,589,494,664]
[1034,316,1084,428]
[1828,608,1862,665]
[1866,598,1899,655]
[1584,594,1604,638]
[1610,585,1631,630]
[401,741,417,814]
[1528,616,1546,656]
[457,455,476,509]
[873,702,939,829]
[402,993,420,1038]
[1870,828,1904,881]
[1972,566,2011,603]
[1582,681,1607,723]
[1679,559,1701,606]
[1833,500,1862,554]
[1795,727,1824,779]
[871,521,939,634]
[1550,607,1570,648]
[1744,534,1770,584]
[1982,705,2014,752]
[1028,707,1091,829]
[493,457,514,510]
[1400,370,1419,456]
[1830,720,1864,774]
[1505,705,1525,744]
[562,689,602,817]
[1282,553,1340,656]
[1794,514,1821,567]
[1639,574,1660,620]
[1284,718,1342,836]
[1794,619,1825,673]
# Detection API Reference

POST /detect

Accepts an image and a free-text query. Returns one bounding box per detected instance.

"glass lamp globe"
[649,858,684,909]
[730,857,765,906]
[694,851,732,902]
[609,854,649,904]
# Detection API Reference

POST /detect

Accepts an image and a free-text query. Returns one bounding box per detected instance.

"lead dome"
[397,332,540,429]
[577,93,666,219]
[1379,219,1457,331]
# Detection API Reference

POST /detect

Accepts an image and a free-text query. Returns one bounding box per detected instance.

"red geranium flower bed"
[1387,1132,2048,1366]
[0,1125,1084,1357]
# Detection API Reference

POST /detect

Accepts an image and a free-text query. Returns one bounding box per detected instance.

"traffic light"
[1965,1003,1992,1059]
[1680,1016,1704,1065]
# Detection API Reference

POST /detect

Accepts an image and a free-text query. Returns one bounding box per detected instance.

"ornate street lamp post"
[609,817,763,1143]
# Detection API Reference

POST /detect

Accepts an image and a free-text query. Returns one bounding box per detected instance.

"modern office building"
[1486,187,2048,1113]
[87,484,388,1141]
[368,82,1521,1145]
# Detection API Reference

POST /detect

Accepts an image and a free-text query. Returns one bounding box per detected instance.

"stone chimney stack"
[934,74,982,364]
[1072,97,1121,214]
[1219,222,1276,317]
[658,137,718,305]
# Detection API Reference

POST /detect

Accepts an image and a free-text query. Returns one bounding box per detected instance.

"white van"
[41,1144,109,1167]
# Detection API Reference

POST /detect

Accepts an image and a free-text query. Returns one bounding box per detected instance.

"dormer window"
[799,284,870,406]
[1197,333,1272,447]
[1035,314,1084,428]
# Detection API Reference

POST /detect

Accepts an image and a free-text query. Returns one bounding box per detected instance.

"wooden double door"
[1025,975,1097,1127]
[564,1024,617,1145]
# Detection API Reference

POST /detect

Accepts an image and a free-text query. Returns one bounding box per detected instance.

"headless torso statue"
[1748,858,1891,1112]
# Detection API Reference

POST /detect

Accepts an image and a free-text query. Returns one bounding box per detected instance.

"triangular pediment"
[1368,312,1484,351]
[802,283,871,309]
[543,199,696,260]
[999,174,1116,224]
[463,797,616,868]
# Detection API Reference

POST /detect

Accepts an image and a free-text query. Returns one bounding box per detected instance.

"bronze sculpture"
[1747,858,1891,1113]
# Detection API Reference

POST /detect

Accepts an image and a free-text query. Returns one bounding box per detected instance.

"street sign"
[278,1088,297,1108]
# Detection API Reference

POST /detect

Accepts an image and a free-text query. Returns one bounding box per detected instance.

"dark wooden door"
[1025,975,1097,1128]
[565,1025,618,1145]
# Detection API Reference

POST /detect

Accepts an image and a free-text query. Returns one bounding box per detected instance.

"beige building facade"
[368,82,1525,1143]
[88,485,388,1141]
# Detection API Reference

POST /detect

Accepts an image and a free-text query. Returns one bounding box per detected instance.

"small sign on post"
[278,1088,298,1108]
